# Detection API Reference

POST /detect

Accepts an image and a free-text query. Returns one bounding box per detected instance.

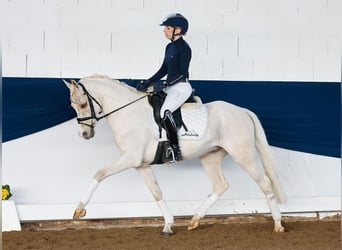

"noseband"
[75,83,149,128]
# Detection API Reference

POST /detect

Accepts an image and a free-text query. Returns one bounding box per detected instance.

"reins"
[77,82,150,127]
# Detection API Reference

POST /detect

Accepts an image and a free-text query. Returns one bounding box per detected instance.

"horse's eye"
[80,102,88,109]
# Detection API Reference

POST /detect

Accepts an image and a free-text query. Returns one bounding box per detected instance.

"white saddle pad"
[151,96,208,141]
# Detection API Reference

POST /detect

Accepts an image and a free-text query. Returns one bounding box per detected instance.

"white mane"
[80,74,141,94]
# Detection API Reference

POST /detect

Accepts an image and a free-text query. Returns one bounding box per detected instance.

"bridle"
[75,83,150,128]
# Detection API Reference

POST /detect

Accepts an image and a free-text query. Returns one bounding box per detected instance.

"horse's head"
[63,79,101,139]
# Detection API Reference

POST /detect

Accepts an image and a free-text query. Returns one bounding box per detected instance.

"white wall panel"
[44,30,78,54]
[222,13,282,35]
[111,32,163,59]
[298,0,327,14]
[191,56,223,80]
[27,5,61,31]
[207,34,238,59]
[281,58,314,81]
[60,6,108,32]
[238,34,270,59]
[223,58,254,80]
[0,2,27,34]
[298,36,328,59]
[78,0,111,6]
[5,29,44,53]
[311,14,341,37]
[327,0,342,16]
[144,0,176,10]
[278,14,311,36]
[7,0,44,7]
[1,51,27,77]
[2,0,341,81]
[26,52,61,77]
[313,57,341,82]
[253,58,283,81]
[238,0,269,14]
[268,0,299,14]
[109,10,161,33]
[184,10,224,34]
[328,37,342,57]
[45,0,78,6]
[60,53,96,78]
[111,0,144,9]
[78,31,111,55]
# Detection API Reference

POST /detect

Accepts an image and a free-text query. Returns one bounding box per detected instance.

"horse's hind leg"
[188,149,228,231]
[231,147,285,233]
[136,165,174,235]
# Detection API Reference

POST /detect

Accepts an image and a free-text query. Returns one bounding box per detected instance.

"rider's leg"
[162,110,183,161]
[160,81,192,161]
[161,81,192,115]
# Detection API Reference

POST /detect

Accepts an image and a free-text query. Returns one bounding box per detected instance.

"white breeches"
[160,81,192,118]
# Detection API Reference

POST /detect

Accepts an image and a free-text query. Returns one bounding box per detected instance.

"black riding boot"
[162,110,183,161]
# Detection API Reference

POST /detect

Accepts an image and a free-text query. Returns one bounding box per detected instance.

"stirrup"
[166,146,176,163]
[169,145,183,162]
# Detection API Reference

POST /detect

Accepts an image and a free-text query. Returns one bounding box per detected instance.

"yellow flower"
[2,185,12,200]
[2,188,10,200]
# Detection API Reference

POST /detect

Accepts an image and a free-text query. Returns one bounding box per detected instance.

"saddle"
[148,90,196,138]
[148,90,196,164]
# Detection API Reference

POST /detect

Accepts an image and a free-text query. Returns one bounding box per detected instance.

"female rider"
[137,13,192,161]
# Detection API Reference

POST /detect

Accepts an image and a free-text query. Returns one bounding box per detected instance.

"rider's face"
[163,26,174,40]
[163,26,181,40]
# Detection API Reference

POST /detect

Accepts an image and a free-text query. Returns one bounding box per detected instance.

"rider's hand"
[152,82,165,93]
[136,80,151,92]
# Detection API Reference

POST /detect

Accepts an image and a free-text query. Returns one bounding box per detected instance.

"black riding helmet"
[160,13,189,40]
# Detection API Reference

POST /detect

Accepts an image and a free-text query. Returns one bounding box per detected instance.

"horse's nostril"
[82,131,88,137]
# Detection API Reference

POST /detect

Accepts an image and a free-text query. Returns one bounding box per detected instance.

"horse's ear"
[71,80,78,86]
[63,79,79,93]
[63,79,71,89]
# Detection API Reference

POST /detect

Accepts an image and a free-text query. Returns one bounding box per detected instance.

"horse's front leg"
[136,165,174,236]
[73,155,140,219]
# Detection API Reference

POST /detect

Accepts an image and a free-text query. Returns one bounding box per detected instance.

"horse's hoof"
[274,226,285,233]
[73,208,86,219]
[161,231,174,236]
[188,220,200,231]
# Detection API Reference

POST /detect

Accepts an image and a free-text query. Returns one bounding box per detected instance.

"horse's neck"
[83,79,142,111]
[83,79,149,150]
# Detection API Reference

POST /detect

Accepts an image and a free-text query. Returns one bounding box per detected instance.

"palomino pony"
[63,75,286,235]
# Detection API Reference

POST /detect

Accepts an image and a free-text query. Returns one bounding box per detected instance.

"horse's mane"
[80,74,140,94]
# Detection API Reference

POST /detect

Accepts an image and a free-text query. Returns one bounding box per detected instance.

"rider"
[136,13,192,161]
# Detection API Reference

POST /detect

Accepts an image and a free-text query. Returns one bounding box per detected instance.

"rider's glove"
[136,80,151,92]
[152,82,165,93]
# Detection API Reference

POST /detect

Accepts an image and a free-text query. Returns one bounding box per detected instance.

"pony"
[63,75,286,235]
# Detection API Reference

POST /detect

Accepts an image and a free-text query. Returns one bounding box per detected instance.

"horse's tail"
[246,110,287,204]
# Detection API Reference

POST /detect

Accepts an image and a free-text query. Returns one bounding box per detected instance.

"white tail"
[247,110,287,203]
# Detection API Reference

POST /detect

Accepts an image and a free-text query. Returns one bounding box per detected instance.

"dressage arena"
[3,215,341,249]
[2,1,341,250]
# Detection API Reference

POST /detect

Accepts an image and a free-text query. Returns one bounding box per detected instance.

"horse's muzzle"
[80,129,95,140]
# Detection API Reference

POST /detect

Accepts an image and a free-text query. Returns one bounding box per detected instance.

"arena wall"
[2,0,341,81]
[1,0,341,222]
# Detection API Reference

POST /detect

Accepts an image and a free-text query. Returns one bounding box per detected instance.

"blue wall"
[3,77,340,158]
